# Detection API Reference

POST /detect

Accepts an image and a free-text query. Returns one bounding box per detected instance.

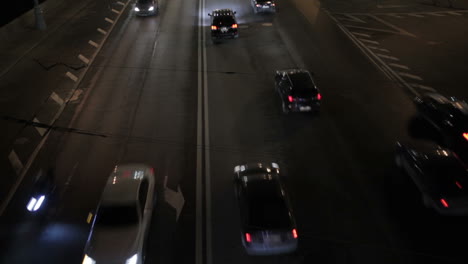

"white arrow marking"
[164,176,185,221]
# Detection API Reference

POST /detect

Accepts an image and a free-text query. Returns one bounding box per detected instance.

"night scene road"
[0,0,468,263]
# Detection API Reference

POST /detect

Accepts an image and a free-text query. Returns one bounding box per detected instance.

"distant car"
[134,0,158,16]
[234,162,298,255]
[208,9,238,43]
[395,141,468,215]
[251,0,276,13]
[413,92,468,160]
[82,164,156,264]
[275,69,321,114]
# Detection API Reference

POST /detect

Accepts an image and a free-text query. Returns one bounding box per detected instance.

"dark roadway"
[0,0,468,263]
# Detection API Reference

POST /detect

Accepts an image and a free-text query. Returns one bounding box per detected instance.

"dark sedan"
[234,162,298,255]
[395,141,468,215]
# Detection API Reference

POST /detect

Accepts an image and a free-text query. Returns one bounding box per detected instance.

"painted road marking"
[377,4,408,8]
[97,28,107,35]
[105,17,114,24]
[66,71,78,82]
[359,38,379,45]
[8,150,23,175]
[446,12,462,16]
[409,83,435,91]
[369,15,416,38]
[428,13,445,17]
[88,40,99,48]
[111,9,120,14]
[387,13,404,18]
[345,24,409,36]
[367,46,389,52]
[33,118,47,136]
[117,1,125,5]
[78,54,90,64]
[398,72,423,81]
[408,13,424,18]
[352,32,371,38]
[50,92,64,105]
[388,63,410,70]
[377,54,399,61]
[344,14,366,23]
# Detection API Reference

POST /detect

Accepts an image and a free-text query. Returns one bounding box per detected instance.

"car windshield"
[256,0,274,3]
[137,0,153,4]
[96,204,139,226]
[213,16,235,26]
[244,180,291,229]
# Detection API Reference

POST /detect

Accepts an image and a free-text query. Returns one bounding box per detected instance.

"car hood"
[86,224,141,262]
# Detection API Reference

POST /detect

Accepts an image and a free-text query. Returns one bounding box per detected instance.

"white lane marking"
[33,118,47,136]
[398,72,423,81]
[344,14,366,23]
[50,92,64,105]
[368,46,389,52]
[345,24,408,36]
[388,63,410,70]
[78,54,90,64]
[377,53,399,61]
[369,15,416,38]
[387,13,404,18]
[409,83,436,91]
[164,176,186,221]
[377,4,408,8]
[359,38,379,45]
[97,28,107,35]
[408,13,424,18]
[111,8,120,14]
[105,17,114,24]
[261,22,273,26]
[428,13,445,17]
[0,0,133,217]
[446,12,462,16]
[239,25,249,29]
[196,2,203,264]
[117,1,125,5]
[65,71,78,82]
[352,32,371,38]
[88,40,99,48]
[8,150,23,175]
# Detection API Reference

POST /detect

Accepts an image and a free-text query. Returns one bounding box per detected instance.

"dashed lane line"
[66,71,79,82]
[78,54,90,64]
[50,92,64,105]
[8,150,23,176]
[111,9,120,14]
[388,63,410,70]
[88,40,99,48]
[398,72,423,81]
[105,17,114,24]
[428,13,445,17]
[97,28,107,35]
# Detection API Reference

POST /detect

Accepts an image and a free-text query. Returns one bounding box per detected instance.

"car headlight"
[82,254,96,264]
[126,254,138,264]
[134,7,140,11]
[149,6,154,11]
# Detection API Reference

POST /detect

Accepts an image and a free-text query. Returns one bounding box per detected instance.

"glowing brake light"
[317,93,322,100]
[292,229,298,239]
[211,25,217,30]
[288,96,294,102]
[245,233,252,243]
[456,181,463,189]
[231,24,238,29]
[463,133,468,141]
[440,198,449,208]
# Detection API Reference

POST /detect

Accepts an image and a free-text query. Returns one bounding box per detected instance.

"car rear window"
[137,0,153,4]
[213,16,235,26]
[289,73,317,96]
[97,204,138,226]
[244,180,292,229]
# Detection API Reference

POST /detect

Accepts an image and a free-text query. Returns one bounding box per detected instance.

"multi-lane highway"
[1,0,468,263]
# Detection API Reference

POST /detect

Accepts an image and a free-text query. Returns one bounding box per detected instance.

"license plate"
[263,5,269,8]
[269,235,281,242]
[299,106,311,111]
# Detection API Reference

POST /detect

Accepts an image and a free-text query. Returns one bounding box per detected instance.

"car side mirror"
[234,11,237,14]
[208,13,212,16]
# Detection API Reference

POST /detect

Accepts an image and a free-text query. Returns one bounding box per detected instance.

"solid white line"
[352,32,371,38]
[111,8,120,14]
[388,63,410,70]
[33,118,47,136]
[105,17,114,24]
[359,38,379,45]
[97,28,107,35]
[409,83,435,91]
[66,71,79,82]
[377,54,399,61]
[88,40,99,48]
[50,92,64,105]
[398,72,423,81]
[408,13,424,18]
[78,54,90,64]
[196,1,203,264]
[8,150,23,175]
[446,12,462,16]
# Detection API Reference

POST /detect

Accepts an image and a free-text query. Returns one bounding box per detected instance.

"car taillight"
[463,132,468,141]
[211,25,217,30]
[440,198,449,208]
[256,4,261,7]
[245,233,252,243]
[317,93,322,100]
[292,229,298,239]
[232,24,238,29]
[288,96,294,102]
[272,3,276,6]
[456,181,463,189]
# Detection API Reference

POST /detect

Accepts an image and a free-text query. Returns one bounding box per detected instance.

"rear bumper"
[287,102,320,112]
[244,240,297,255]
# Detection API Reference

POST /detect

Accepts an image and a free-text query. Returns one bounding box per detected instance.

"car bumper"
[212,33,238,39]
[243,240,297,255]
[255,6,276,13]
[287,102,320,112]
[136,10,156,16]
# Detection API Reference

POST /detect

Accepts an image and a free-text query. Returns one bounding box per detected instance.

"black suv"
[208,9,239,43]
[275,69,321,114]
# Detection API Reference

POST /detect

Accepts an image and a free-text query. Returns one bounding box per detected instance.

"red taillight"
[456,181,463,189]
[463,133,468,141]
[292,229,298,239]
[440,198,449,208]
[150,167,155,175]
[317,93,322,100]
[211,25,217,30]
[232,24,238,29]
[288,96,294,102]
[245,233,251,243]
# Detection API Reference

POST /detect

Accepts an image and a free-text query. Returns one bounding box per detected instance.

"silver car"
[82,164,156,264]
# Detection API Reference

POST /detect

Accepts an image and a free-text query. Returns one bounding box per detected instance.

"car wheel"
[282,102,289,114]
